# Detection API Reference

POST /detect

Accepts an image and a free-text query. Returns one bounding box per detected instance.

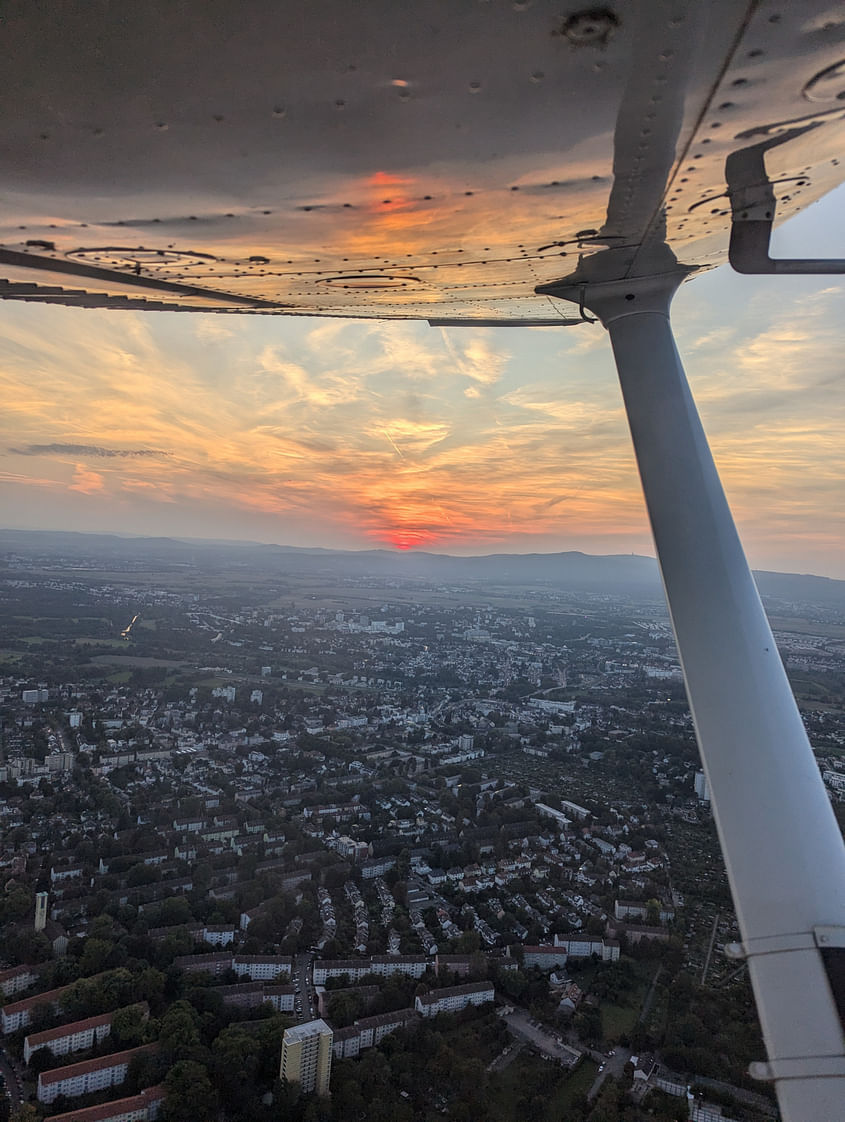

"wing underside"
[1,0,844,319]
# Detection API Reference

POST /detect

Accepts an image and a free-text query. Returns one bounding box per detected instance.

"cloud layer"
[1,237,844,575]
[11,443,169,458]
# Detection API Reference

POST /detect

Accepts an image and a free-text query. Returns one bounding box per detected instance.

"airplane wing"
[3,4,845,1120]
[1,0,843,318]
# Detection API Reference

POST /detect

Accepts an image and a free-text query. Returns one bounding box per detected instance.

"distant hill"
[1,528,844,606]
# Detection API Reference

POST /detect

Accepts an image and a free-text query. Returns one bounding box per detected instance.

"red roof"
[2,981,72,1016]
[0,964,37,981]
[26,1009,113,1047]
[38,1043,158,1086]
[43,1084,165,1122]
[2,971,111,1016]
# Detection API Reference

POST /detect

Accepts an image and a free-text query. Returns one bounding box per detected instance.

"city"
[1,531,844,1121]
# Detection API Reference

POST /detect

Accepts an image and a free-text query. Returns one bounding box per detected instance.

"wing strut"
[551,271,845,1121]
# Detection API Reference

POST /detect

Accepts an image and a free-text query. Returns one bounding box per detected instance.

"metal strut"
[544,271,845,1122]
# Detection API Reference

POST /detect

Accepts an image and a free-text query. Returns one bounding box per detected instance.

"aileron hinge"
[726,124,845,276]
[749,1056,845,1082]
[725,927,845,960]
[725,930,816,960]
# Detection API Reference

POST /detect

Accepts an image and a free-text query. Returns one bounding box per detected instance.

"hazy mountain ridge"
[1,528,843,605]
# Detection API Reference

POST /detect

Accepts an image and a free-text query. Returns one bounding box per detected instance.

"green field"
[601,1002,640,1041]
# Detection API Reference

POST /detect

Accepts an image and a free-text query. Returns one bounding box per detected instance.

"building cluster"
[2,547,841,1115]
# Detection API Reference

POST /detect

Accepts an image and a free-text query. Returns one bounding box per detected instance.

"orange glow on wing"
[366,171,414,188]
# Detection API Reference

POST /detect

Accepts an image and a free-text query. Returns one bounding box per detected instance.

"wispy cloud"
[0,242,844,574]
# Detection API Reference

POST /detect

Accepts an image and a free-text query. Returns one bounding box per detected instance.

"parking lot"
[500,1008,582,1067]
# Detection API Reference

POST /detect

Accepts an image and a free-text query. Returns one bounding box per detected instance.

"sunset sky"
[2,189,844,577]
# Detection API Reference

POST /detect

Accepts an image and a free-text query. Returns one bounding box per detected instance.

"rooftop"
[26,1009,117,1047]
[283,1018,333,1043]
[43,1084,165,1122]
[38,1043,158,1086]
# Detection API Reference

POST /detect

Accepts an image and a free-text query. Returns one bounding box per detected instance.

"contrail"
[382,429,405,458]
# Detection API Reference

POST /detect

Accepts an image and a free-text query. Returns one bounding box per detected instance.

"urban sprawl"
[1,536,844,1122]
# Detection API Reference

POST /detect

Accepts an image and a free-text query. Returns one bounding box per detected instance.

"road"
[638,964,663,1024]
[0,1047,23,1110]
[587,1046,632,1100]
[294,952,317,1022]
[487,1040,525,1073]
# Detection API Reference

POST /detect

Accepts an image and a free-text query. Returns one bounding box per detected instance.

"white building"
[37,1044,158,1104]
[201,925,237,946]
[25,1009,122,1064]
[414,981,494,1017]
[823,769,845,793]
[0,965,40,1000]
[42,1084,165,1122]
[534,803,572,830]
[552,935,620,961]
[1,981,74,1033]
[232,955,293,982]
[332,1008,418,1059]
[312,955,428,985]
[694,770,711,803]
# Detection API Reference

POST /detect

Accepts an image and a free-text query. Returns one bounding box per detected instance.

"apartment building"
[232,955,292,981]
[332,1008,419,1060]
[312,954,427,985]
[43,1085,165,1122]
[0,964,40,1000]
[25,1007,145,1063]
[2,981,74,1034]
[37,1044,158,1104]
[280,1019,333,1097]
[414,981,495,1017]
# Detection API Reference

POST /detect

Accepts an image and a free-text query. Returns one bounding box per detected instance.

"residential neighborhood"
[2,532,843,1120]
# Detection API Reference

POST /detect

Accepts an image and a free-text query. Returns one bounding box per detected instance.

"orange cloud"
[0,267,843,575]
[68,464,105,494]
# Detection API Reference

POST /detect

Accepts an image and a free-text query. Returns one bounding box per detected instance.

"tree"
[0,885,33,925]
[136,966,167,1010]
[163,1059,218,1122]
[9,1106,39,1122]
[79,937,113,976]
[587,1076,624,1122]
[212,1026,260,1111]
[27,1046,57,1076]
[112,1002,148,1048]
[158,1000,201,1058]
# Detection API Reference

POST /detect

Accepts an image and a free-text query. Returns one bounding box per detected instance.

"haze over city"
[1,189,844,576]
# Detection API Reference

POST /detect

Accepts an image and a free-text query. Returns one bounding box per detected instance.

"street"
[587,1046,632,1100]
[0,1047,23,1111]
[294,952,317,1022]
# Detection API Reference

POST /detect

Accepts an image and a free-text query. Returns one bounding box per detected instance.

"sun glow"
[383,528,441,551]
[2,263,845,576]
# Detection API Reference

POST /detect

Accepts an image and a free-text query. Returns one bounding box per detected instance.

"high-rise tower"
[279,1019,332,1097]
[34,891,48,933]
